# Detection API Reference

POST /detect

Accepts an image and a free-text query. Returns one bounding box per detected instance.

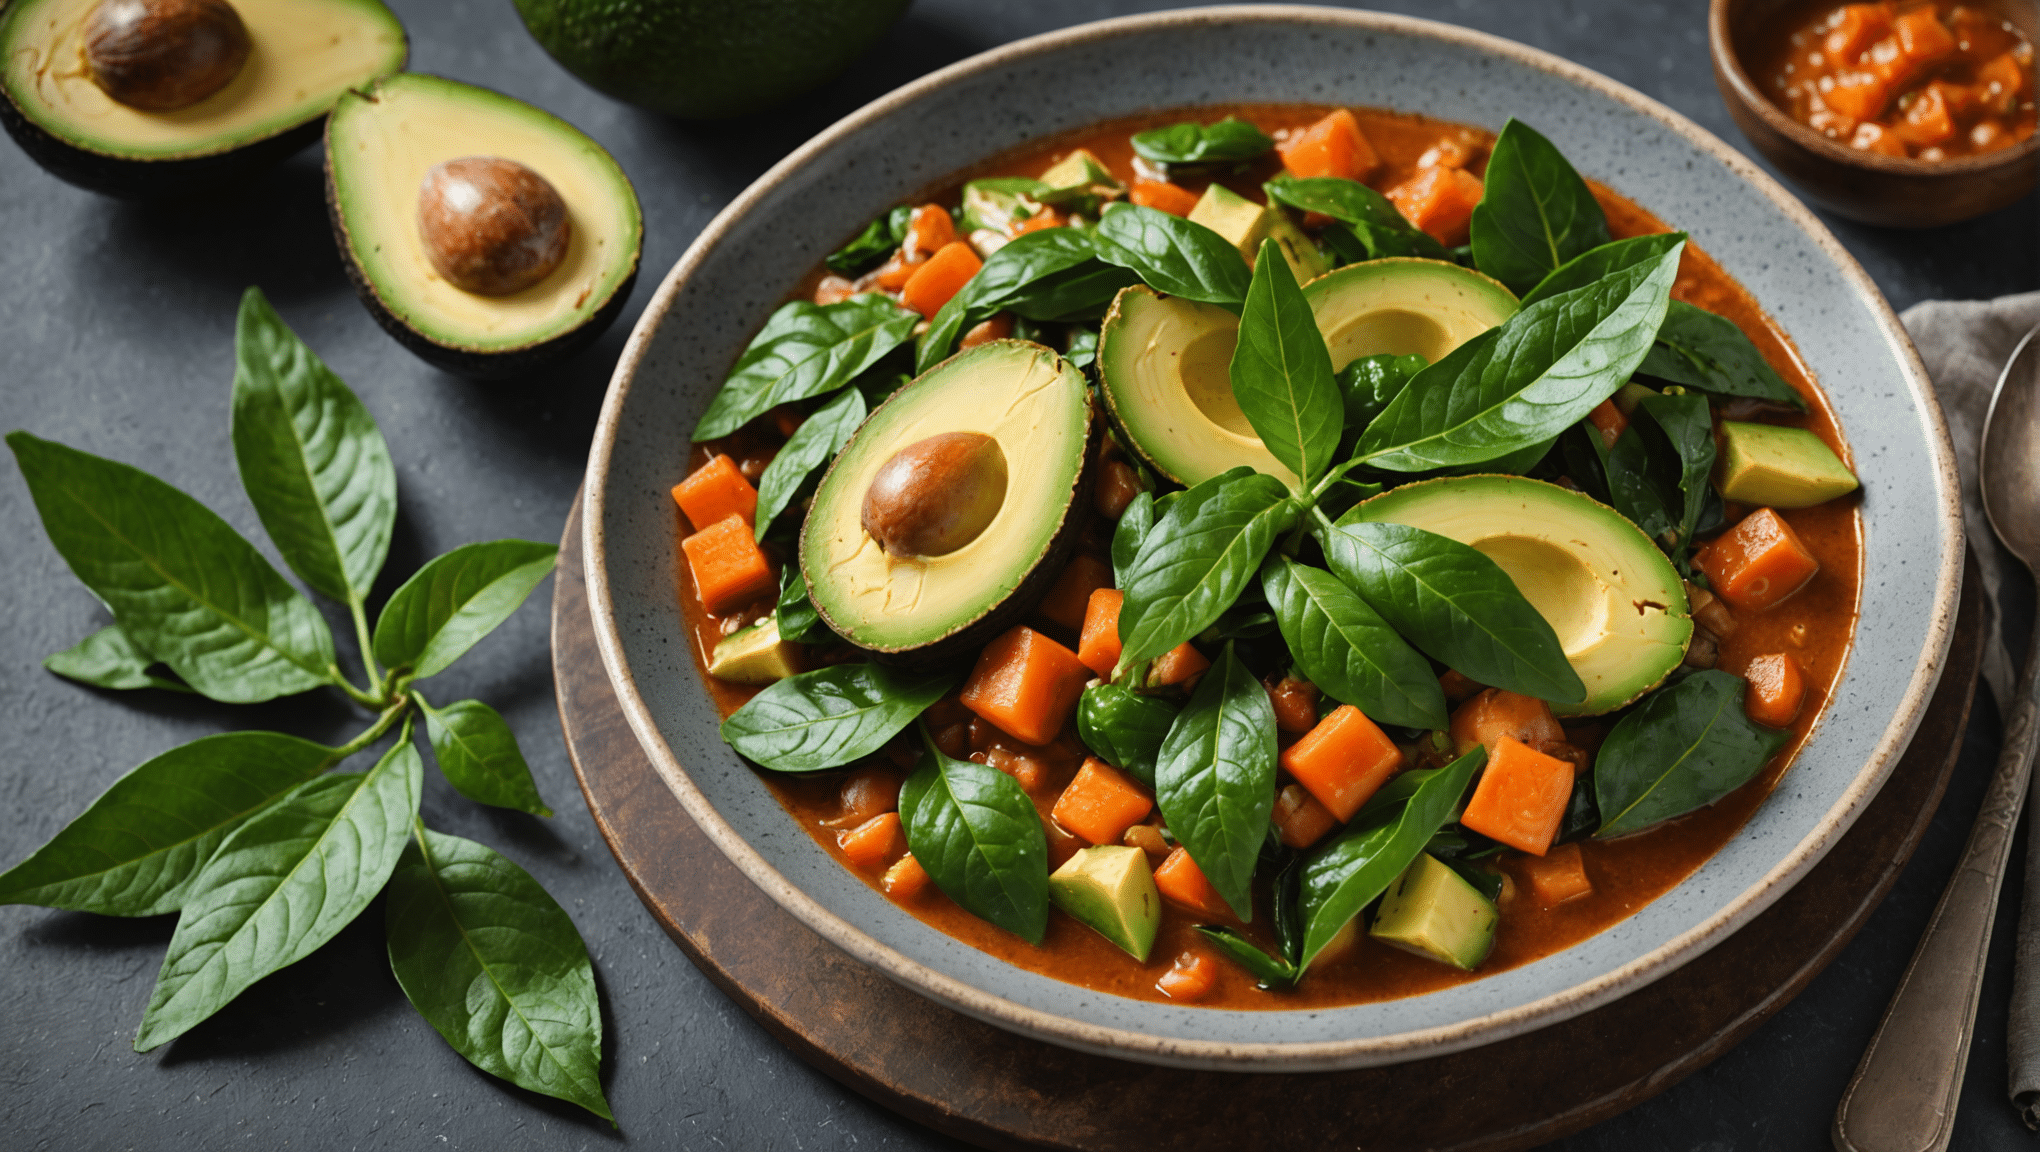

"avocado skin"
[0,92,327,199]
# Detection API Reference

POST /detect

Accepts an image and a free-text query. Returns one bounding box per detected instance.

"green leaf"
[418,695,551,818]
[7,431,337,703]
[721,664,955,772]
[228,286,396,605]
[960,178,1053,233]
[1297,748,1483,968]
[1230,237,1343,486]
[1640,300,1807,410]
[1154,643,1278,920]
[1261,554,1447,730]
[385,826,611,1121]
[1334,352,1430,439]
[1604,421,1677,544]
[1468,119,1611,295]
[1595,670,1791,837]
[1000,262,1138,324]
[1264,175,1446,261]
[44,625,192,693]
[1633,393,1717,559]
[695,295,917,440]
[917,229,1102,371]
[1091,203,1250,308]
[372,540,557,679]
[772,565,830,645]
[753,387,866,541]
[1355,240,1682,472]
[825,213,899,276]
[0,732,332,916]
[1319,520,1585,705]
[1196,924,1296,988]
[1075,681,1180,787]
[136,736,422,1051]
[1109,489,1155,587]
[1131,117,1274,166]
[1115,468,1293,675]
[1520,233,1685,308]
[899,726,1049,944]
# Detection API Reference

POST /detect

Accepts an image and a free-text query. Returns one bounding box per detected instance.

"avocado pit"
[84,0,251,112]
[861,431,1009,559]
[417,156,573,297]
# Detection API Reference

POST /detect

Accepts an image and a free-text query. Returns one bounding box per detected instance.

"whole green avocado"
[513,0,912,119]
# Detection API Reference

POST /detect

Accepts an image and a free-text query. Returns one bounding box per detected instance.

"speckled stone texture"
[0,0,2032,1148]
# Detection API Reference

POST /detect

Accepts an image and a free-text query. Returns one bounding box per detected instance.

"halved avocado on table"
[0,0,406,197]
[1349,475,1691,716]
[324,73,642,379]
[801,340,1096,666]
[1097,258,1517,490]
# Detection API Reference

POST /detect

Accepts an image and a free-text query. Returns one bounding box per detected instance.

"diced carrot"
[1278,108,1381,182]
[1695,508,1820,613]
[1823,70,1888,122]
[1894,82,1957,146]
[1521,841,1593,906]
[882,853,931,899]
[960,626,1092,746]
[1094,459,1143,520]
[1153,847,1231,918]
[1438,668,1484,704]
[1450,688,1564,757]
[1076,587,1123,678]
[1850,121,1909,156]
[960,313,1014,349]
[1053,757,1154,846]
[901,241,982,318]
[904,203,956,260]
[1280,704,1403,821]
[828,766,902,828]
[1824,3,1891,63]
[1460,737,1574,856]
[671,454,759,532]
[1586,398,1628,448]
[1979,51,2029,114]
[1892,6,1955,68]
[1129,178,1201,217]
[1385,165,1484,247]
[1038,554,1113,634]
[1273,783,1339,849]
[1744,652,1807,728]
[838,811,905,870]
[1012,207,1065,235]
[1124,822,1170,859]
[984,746,1050,794]
[681,513,776,614]
[1148,642,1210,689]
[1156,948,1219,1001]
[1265,675,1321,734]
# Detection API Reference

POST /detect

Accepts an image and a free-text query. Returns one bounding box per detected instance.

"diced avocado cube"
[1369,852,1497,971]
[1187,184,1328,284]
[1715,421,1860,509]
[961,178,1049,234]
[1038,147,1123,197]
[1049,845,1161,961]
[708,618,800,685]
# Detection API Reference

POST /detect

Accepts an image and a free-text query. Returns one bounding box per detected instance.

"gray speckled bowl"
[582,6,1961,1071]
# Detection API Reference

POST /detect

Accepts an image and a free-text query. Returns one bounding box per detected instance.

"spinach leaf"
[385,826,611,1121]
[1520,232,1686,307]
[8,431,338,703]
[1559,421,1613,501]
[917,229,1102,371]
[1595,669,1790,837]
[1132,117,1273,166]
[1110,489,1155,586]
[753,386,866,540]
[1641,300,1807,410]
[1230,237,1344,486]
[1092,202,1251,309]
[1001,261,1138,324]
[1468,119,1611,294]
[1319,520,1585,705]
[1154,643,1278,920]
[1296,747,1483,968]
[899,727,1049,943]
[1601,391,1716,562]
[721,664,955,772]
[696,295,918,440]
[1196,925,1297,988]
[136,735,422,1051]
[1638,392,1717,559]
[0,732,332,916]
[774,565,830,644]
[1075,681,1179,787]
[825,212,902,275]
[372,540,557,679]
[1336,353,1429,434]
[1604,421,1677,543]
[1354,240,1682,472]
[1115,468,1294,676]
[1261,554,1448,731]
[1272,853,1305,964]
[1265,174,1447,261]
[416,694,551,818]
[44,625,192,693]
[229,287,396,606]
[1065,327,1099,370]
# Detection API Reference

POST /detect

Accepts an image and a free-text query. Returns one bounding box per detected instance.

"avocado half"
[0,0,406,198]
[1349,475,1692,716]
[801,340,1097,667]
[1097,257,1517,491]
[323,73,643,379]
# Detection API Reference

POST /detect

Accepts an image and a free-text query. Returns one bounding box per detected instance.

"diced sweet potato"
[882,853,932,899]
[1280,704,1402,821]
[838,811,905,870]
[1154,847,1231,919]
[1278,108,1381,181]
[1129,179,1201,216]
[1385,166,1483,246]
[1272,783,1339,849]
[671,454,758,531]
[1077,587,1123,678]
[681,513,776,614]
[1450,688,1564,757]
[1521,842,1593,905]
[1052,757,1154,846]
[1695,508,1820,612]
[901,241,982,317]
[960,626,1092,745]
[1459,737,1574,856]
[1156,948,1219,1001]
[1744,652,1808,728]
[1148,642,1210,689]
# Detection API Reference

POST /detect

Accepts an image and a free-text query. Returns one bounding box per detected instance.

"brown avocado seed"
[862,432,1009,559]
[85,0,251,112]
[417,157,572,297]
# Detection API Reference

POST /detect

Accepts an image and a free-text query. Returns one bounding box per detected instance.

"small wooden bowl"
[1709,0,2037,227]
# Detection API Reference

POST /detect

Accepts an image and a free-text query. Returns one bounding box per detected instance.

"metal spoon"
[1834,325,2040,1152]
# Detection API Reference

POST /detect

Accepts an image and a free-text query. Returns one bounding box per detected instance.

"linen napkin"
[1899,291,2040,1125]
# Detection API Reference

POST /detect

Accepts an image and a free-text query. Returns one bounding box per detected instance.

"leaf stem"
[332,672,384,710]
[349,594,383,696]
[328,698,412,764]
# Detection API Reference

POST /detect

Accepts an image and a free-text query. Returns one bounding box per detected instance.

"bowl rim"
[582,3,1964,1069]
[1706,0,2039,178]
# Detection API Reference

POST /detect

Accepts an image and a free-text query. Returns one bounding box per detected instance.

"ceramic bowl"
[582,5,1962,1071]
[1709,0,2038,227]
